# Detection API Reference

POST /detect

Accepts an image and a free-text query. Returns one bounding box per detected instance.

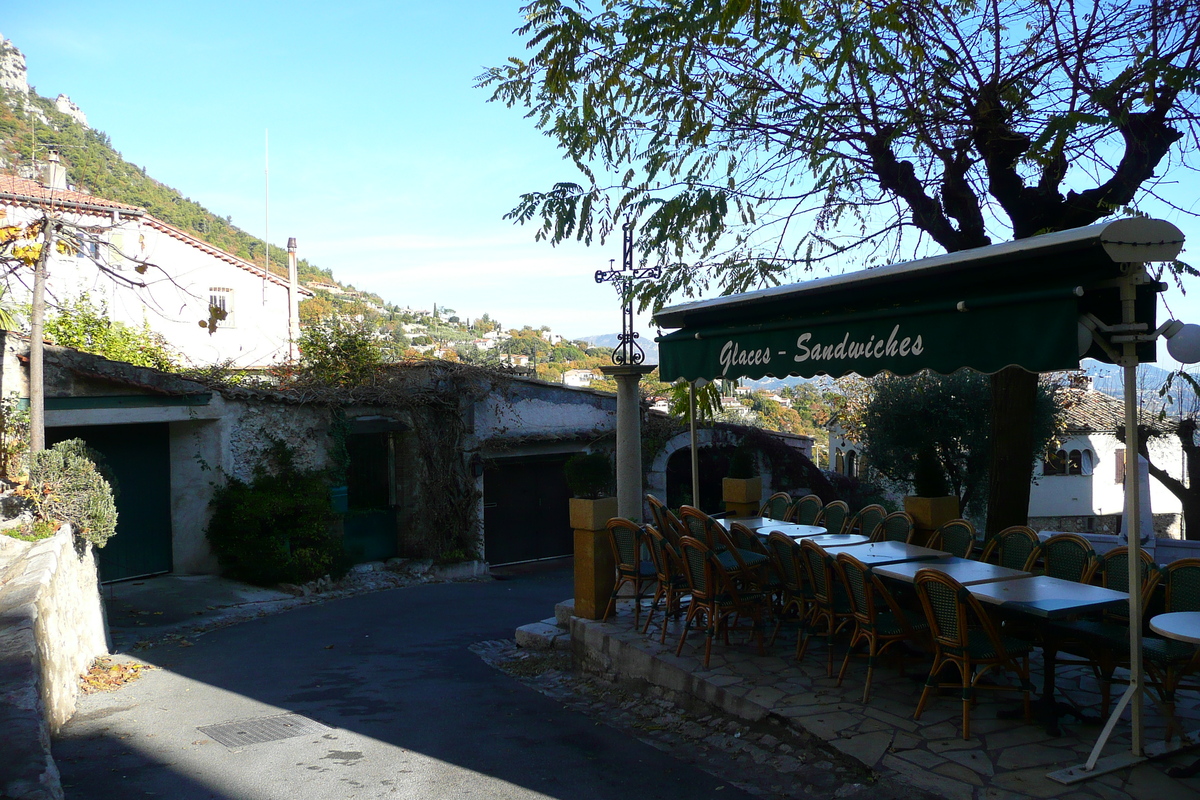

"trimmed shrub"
[205,443,343,587]
[564,452,614,499]
[28,438,118,548]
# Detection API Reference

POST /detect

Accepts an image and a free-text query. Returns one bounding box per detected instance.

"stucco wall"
[1,203,297,368]
[0,526,107,800]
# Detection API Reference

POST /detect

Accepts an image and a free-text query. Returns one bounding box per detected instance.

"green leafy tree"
[43,293,178,372]
[483,0,1200,534]
[298,318,382,387]
[839,371,1059,517]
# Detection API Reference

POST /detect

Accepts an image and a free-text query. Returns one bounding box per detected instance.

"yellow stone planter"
[904,495,960,546]
[722,477,763,505]
[569,497,619,531]
[571,496,619,620]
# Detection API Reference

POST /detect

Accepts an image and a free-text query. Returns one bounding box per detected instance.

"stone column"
[601,365,655,521]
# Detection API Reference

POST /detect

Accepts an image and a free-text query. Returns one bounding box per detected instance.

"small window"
[1115,447,1126,485]
[846,451,858,479]
[1080,449,1094,476]
[1068,450,1083,475]
[835,449,844,475]
[1043,449,1068,476]
[209,287,233,328]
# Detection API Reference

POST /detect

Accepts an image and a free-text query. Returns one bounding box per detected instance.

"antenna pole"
[263,129,269,302]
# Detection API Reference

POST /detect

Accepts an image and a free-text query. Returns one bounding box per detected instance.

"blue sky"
[3,2,1198,351]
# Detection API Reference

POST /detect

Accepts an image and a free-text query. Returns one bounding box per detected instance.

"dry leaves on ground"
[81,657,155,694]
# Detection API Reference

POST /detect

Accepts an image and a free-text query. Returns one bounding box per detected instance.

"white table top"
[874,556,1031,586]
[805,533,870,547]
[720,516,789,531]
[757,524,828,539]
[967,575,1127,619]
[1150,612,1200,644]
[818,540,944,566]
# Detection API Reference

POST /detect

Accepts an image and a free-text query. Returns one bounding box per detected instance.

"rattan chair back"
[930,519,976,558]
[759,492,792,520]
[1094,546,1160,623]
[607,517,643,574]
[846,504,887,539]
[790,494,823,525]
[981,525,1040,571]
[1164,558,1200,613]
[1039,533,1098,583]
[800,539,834,604]
[680,505,723,550]
[815,500,850,535]
[872,511,915,544]
[766,532,804,595]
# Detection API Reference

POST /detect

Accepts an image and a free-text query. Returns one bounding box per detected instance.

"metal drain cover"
[198,713,331,748]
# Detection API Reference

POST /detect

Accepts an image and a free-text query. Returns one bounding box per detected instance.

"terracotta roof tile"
[0,174,141,212]
[1059,387,1165,433]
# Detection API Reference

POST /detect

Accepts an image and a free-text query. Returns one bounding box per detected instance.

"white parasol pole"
[1120,269,1145,757]
[690,380,701,507]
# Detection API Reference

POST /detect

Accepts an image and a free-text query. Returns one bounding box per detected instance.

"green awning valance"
[659,294,1081,382]
[655,218,1184,383]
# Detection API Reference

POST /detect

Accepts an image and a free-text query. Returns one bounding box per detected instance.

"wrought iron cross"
[595,221,661,366]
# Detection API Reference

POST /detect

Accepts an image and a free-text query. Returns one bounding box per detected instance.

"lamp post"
[596,221,660,520]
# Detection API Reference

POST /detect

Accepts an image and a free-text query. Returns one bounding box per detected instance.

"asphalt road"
[54,565,757,799]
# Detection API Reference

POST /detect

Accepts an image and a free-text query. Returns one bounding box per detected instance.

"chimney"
[40,150,68,190]
[1068,373,1094,392]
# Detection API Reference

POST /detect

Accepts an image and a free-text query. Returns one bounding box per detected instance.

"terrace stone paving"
[570,601,1200,800]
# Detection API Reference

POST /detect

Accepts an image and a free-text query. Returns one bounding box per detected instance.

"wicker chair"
[870,511,916,544]
[646,493,670,536]
[798,538,855,676]
[675,535,770,667]
[1054,546,1160,715]
[789,494,823,525]
[766,532,813,650]
[679,505,724,550]
[835,551,929,702]
[604,517,656,627]
[729,522,780,596]
[815,500,850,536]
[845,504,887,540]
[928,519,977,559]
[1038,533,1099,583]
[759,492,792,521]
[913,569,1035,740]
[980,525,1040,571]
[642,525,691,643]
[1143,558,1200,740]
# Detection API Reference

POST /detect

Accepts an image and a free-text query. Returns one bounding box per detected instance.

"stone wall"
[0,527,108,800]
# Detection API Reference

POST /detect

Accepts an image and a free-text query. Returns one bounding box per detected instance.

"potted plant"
[722,446,763,514]
[565,452,617,531]
[903,446,960,539]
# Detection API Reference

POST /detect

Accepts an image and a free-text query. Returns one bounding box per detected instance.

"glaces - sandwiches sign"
[717,323,924,377]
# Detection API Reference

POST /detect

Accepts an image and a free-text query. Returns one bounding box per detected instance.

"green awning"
[655,218,1184,383]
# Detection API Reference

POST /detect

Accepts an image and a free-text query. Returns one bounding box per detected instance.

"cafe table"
[803,533,870,547]
[874,556,1030,586]
[1150,611,1200,644]
[1148,612,1200,777]
[967,575,1128,735]
[817,540,944,567]
[718,516,789,531]
[756,524,827,539]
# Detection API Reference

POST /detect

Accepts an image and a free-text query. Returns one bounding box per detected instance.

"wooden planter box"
[569,497,619,532]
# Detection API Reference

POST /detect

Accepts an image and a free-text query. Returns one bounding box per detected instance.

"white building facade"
[1,173,307,368]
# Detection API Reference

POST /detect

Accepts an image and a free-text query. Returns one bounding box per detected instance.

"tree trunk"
[29,217,56,455]
[985,366,1039,536]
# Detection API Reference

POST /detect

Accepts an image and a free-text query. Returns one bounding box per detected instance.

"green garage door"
[47,423,173,582]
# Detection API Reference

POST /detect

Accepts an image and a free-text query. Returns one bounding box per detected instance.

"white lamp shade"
[1077,322,1093,357]
[1167,323,1200,364]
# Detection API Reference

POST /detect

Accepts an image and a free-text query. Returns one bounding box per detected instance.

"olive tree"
[482,0,1200,533]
